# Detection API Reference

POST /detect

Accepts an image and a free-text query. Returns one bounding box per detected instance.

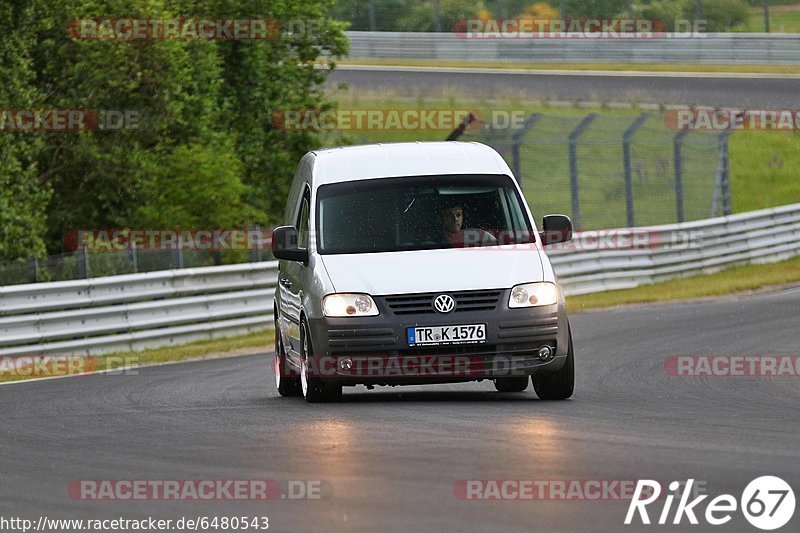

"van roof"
[309,141,512,186]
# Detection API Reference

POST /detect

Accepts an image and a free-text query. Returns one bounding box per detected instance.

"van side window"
[297,190,310,249]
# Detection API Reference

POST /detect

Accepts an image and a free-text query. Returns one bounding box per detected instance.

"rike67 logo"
[625,477,795,530]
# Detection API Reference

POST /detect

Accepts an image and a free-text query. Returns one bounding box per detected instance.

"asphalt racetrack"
[1,288,798,532]
[328,65,800,108]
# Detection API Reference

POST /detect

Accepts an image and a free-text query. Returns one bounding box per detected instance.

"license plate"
[407,324,486,346]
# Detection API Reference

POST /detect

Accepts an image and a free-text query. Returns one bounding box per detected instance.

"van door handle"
[279,277,292,288]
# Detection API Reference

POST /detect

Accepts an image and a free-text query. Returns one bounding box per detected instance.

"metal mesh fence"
[0,248,274,286]
[458,112,730,230]
[1,119,729,285]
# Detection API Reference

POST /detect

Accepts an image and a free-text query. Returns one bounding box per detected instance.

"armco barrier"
[345,32,800,65]
[1,204,799,357]
[0,263,277,357]
[548,203,800,294]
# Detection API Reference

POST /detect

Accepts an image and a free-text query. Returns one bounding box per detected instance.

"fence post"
[673,128,691,223]
[173,235,185,269]
[568,113,597,230]
[250,225,262,263]
[511,113,543,189]
[445,112,478,141]
[77,245,91,279]
[622,113,649,227]
[131,240,139,273]
[32,257,40,283]
[711,128,734,217]
[720,130,732,216]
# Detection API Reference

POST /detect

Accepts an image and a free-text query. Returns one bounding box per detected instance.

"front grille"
[398,344,496,356]
[497,316,559,340]
[397,344,553,358]
[383,290,503,315]
[327,327,396,352]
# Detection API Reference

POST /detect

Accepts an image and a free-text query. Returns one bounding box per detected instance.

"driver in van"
[438,201,497,247]
[439,204,464,236]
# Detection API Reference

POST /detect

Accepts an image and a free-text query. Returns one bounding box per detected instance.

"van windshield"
[315,174,534,255]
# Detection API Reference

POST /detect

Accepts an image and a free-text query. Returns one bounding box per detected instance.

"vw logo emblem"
[433,294,456,313]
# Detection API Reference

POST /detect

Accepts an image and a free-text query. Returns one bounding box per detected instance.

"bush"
[634,0,749,33]
[698,0,749,32]
[518,2,560,18]
[397,0,483,32]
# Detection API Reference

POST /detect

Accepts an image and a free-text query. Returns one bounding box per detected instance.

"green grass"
[0,329,274,383]
[336,58,800,75]
[329,90,800,227]
[737,4,800,32]
[729,130,800,211]
[567,255,800,311]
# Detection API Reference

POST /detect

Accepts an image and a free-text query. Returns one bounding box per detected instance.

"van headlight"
[323,294,379,317]
[509,282,558,308]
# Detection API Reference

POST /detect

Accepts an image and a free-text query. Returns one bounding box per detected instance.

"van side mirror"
[271,226,309,263]
[539,215,573,245]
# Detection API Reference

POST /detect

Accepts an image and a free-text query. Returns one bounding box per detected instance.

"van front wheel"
[532,327,575,400]
[300,321,342,403]
[275,332,301,397]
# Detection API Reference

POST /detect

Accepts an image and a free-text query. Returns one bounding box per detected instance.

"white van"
[272,142,574,402]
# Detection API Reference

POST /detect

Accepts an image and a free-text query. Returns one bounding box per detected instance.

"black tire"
[274,328,301,397]
[493,376,529,392]
[532,327,575,400]
[300,321,342,403]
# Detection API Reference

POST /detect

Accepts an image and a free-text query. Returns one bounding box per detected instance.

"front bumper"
[306,289,569,385]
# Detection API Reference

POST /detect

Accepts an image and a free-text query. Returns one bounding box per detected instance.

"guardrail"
[1,203,798,357]
[345,31,800,64]
[0,263,277,357]
[549,203,800,294]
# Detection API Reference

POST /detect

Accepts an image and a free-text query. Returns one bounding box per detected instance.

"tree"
[0,2,49,261]
[397,0,484,32]
[192,0,349,225]
[23,0,248,249]
[518,2,560,18]
[634,0,688,31]
[633,0,749,32]
[0,0,347,259]
[698,0,749,31]
[329,0,418,31]
[134,143,256,229]
[564,0,629,18]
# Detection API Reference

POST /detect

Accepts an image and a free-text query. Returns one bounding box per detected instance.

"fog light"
[537,345,554,361]
[338,357,353,371]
